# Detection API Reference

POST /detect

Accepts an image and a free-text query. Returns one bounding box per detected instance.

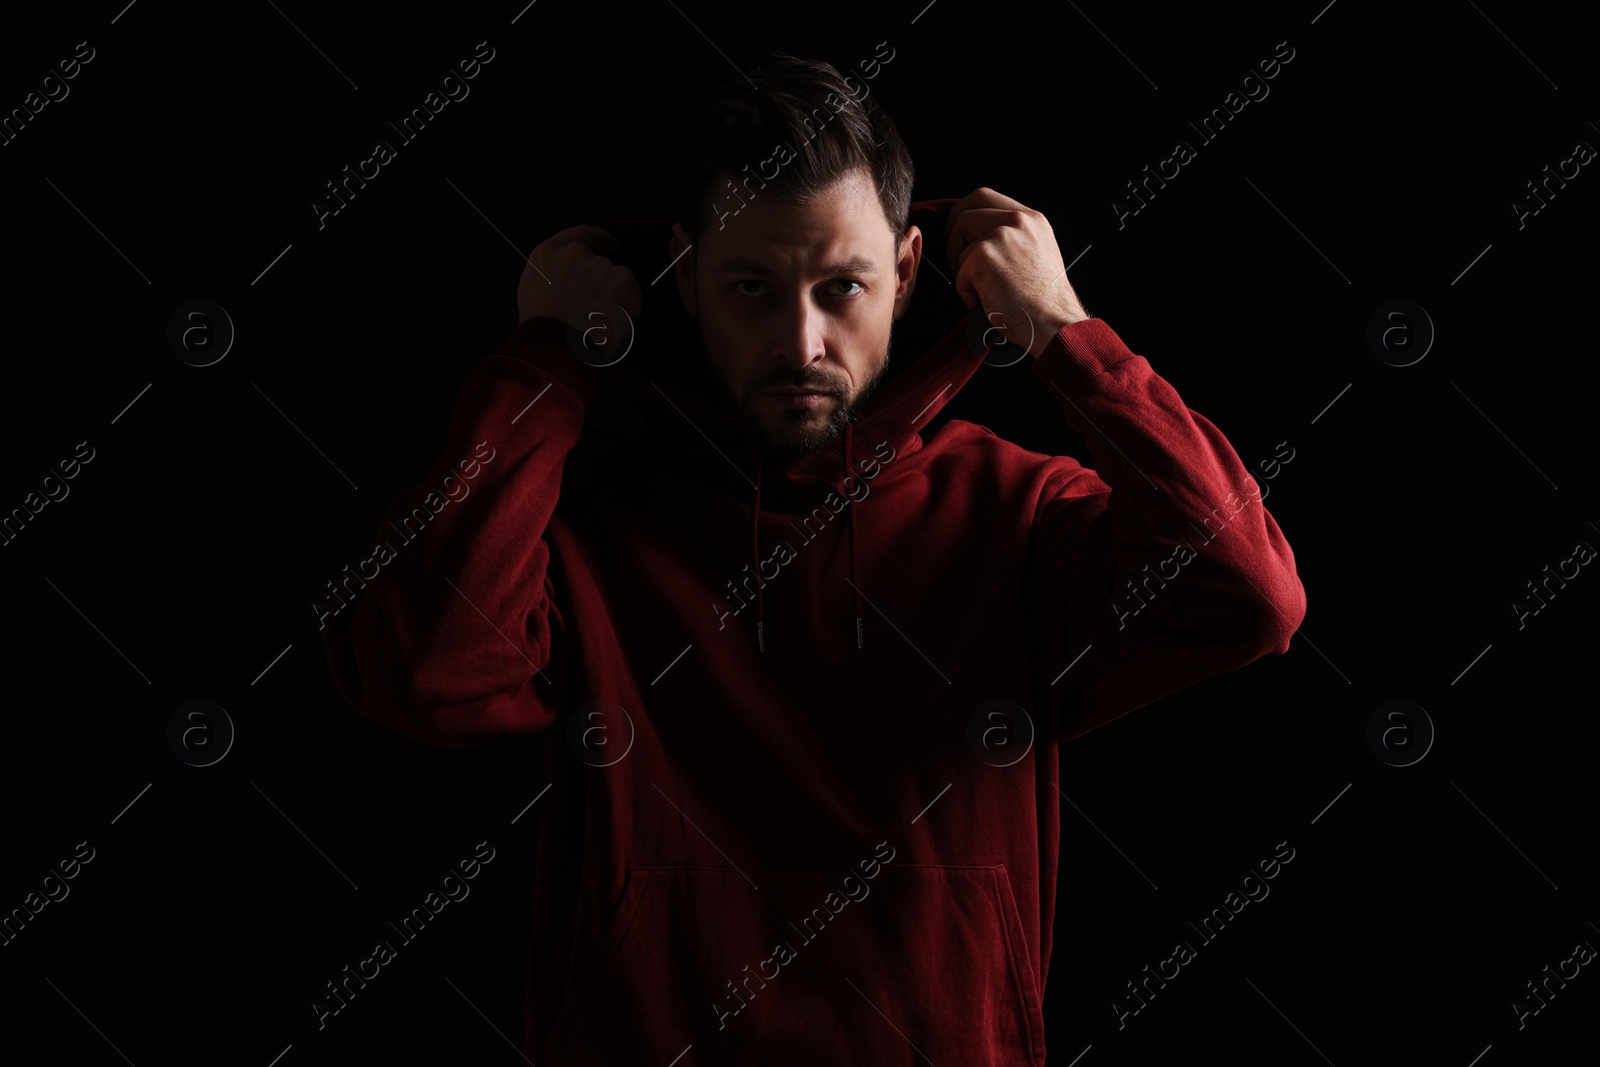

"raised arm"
[319,226,641,746]
[945,187,1305,740]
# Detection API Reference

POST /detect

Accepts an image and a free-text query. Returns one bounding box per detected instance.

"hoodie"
[320,197,1307,1065]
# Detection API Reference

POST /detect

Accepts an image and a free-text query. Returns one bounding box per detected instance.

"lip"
[761,388,834,409]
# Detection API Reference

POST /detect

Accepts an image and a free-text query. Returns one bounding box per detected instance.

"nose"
[771,294,827,370]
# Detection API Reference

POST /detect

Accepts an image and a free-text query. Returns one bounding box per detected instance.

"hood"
[577,198,995,652]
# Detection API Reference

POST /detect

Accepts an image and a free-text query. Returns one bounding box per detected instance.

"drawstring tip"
[855,618,864,650]
[757,620,765,654]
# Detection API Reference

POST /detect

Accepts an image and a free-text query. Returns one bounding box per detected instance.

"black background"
[1,1,1595,1064]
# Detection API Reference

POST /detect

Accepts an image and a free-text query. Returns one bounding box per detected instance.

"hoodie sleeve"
[1026,318,1307,741]
[319,316,598,748]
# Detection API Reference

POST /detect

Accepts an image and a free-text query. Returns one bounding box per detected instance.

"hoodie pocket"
[544,863,1046,1067]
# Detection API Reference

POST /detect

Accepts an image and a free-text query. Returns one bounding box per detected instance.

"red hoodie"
[320,198,1306,1065]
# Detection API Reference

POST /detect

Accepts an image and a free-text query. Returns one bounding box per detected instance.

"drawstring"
[846,420,862,649]
[750,437,765,654]
[745,420,865,653]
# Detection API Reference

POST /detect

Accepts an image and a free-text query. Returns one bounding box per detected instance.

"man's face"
[670,166,920,455]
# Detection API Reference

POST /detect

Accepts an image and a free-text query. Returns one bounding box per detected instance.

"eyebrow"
[714,255,880,278]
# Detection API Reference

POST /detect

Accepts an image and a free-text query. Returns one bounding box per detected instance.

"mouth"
[760,388,835,410]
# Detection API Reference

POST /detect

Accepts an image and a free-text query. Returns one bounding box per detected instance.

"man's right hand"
[517,225,644,328]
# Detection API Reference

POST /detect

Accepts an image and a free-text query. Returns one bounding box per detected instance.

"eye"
[832,279,866,296]
[733,280,768,297]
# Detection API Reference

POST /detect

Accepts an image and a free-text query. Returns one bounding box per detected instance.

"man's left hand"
[946,188,1091,358]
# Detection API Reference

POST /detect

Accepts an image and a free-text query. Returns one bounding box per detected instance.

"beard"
[706,331,893,458]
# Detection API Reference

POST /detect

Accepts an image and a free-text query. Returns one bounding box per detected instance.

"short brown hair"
[674,54,915,245]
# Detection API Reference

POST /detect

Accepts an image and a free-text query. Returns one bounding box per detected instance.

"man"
[322,54,1306,1065]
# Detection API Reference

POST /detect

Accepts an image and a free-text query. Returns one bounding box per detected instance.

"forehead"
[705,166,893,274]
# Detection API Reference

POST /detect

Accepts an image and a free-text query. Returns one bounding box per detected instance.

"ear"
[891,224,921,322]
[669,223,698,318]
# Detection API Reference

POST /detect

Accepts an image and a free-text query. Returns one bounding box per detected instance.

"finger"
[543,224,623,254]
[945,207,1017,278]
